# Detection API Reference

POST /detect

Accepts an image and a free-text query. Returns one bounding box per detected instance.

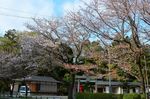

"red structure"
[79,84,83,92]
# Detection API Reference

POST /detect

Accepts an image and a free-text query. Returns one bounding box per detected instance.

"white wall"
[104,86,123,94]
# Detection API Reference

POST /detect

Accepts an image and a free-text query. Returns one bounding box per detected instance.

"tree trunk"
[68,74,75,99]
[138,56,146,94]
[25,83,28,98]
[140,74,146,94]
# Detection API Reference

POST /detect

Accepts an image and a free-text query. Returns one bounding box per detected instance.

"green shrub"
[140,94,146,99]
[76,93,144,99]
[123,94,141,99]
[76,93,119,99]
[76,93,87,99]
[19,96,33,99]
[94,93,115,99]
[113,94,123,99]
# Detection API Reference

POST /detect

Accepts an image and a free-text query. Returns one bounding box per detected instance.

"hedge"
[76,93,121,99]
[114,94,124,99]
[76,93,145,99]
[140,94,146,99]
[123,94,141,99]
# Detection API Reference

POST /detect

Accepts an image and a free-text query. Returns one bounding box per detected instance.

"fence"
[31,96,68,99]
[0,93,68,99]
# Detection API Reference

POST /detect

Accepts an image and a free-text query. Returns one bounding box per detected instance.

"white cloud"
[0,0,93,36]
[62,0,91,15]
[0,0,54,36]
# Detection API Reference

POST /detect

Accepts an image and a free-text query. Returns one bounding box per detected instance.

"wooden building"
[13,76,60,94]
[75,75,141,94]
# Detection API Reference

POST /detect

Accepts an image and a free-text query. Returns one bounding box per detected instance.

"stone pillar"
[135,87,140,94]
[118,87,123,94]
[118,87,120,94]
[105,86,109,93]
[129,89,133,93]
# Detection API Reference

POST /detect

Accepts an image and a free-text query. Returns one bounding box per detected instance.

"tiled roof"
[76,75,141,86]
[15,76,59,83]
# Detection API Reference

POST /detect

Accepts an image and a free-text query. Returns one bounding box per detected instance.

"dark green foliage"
[117,68,126,77]
[140,94,146,99]
[76,93,117,99]
[97,61,108,74]
[4,29,18,43]
[76,93,87,99]
[55,43,74,64]
[123,94,141,99]
[0,79,10,93]
[58,83,68,95]
[0,29,20,53]
[76,93,144,99]
[114,94,123,99]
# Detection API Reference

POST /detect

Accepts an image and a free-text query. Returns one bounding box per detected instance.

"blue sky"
[0,0,83,36]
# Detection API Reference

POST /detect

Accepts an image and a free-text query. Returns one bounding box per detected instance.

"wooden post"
[77,79,80,93]
[95,79,97,93]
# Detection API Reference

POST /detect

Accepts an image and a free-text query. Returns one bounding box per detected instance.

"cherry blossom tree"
[70,0,150,93]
